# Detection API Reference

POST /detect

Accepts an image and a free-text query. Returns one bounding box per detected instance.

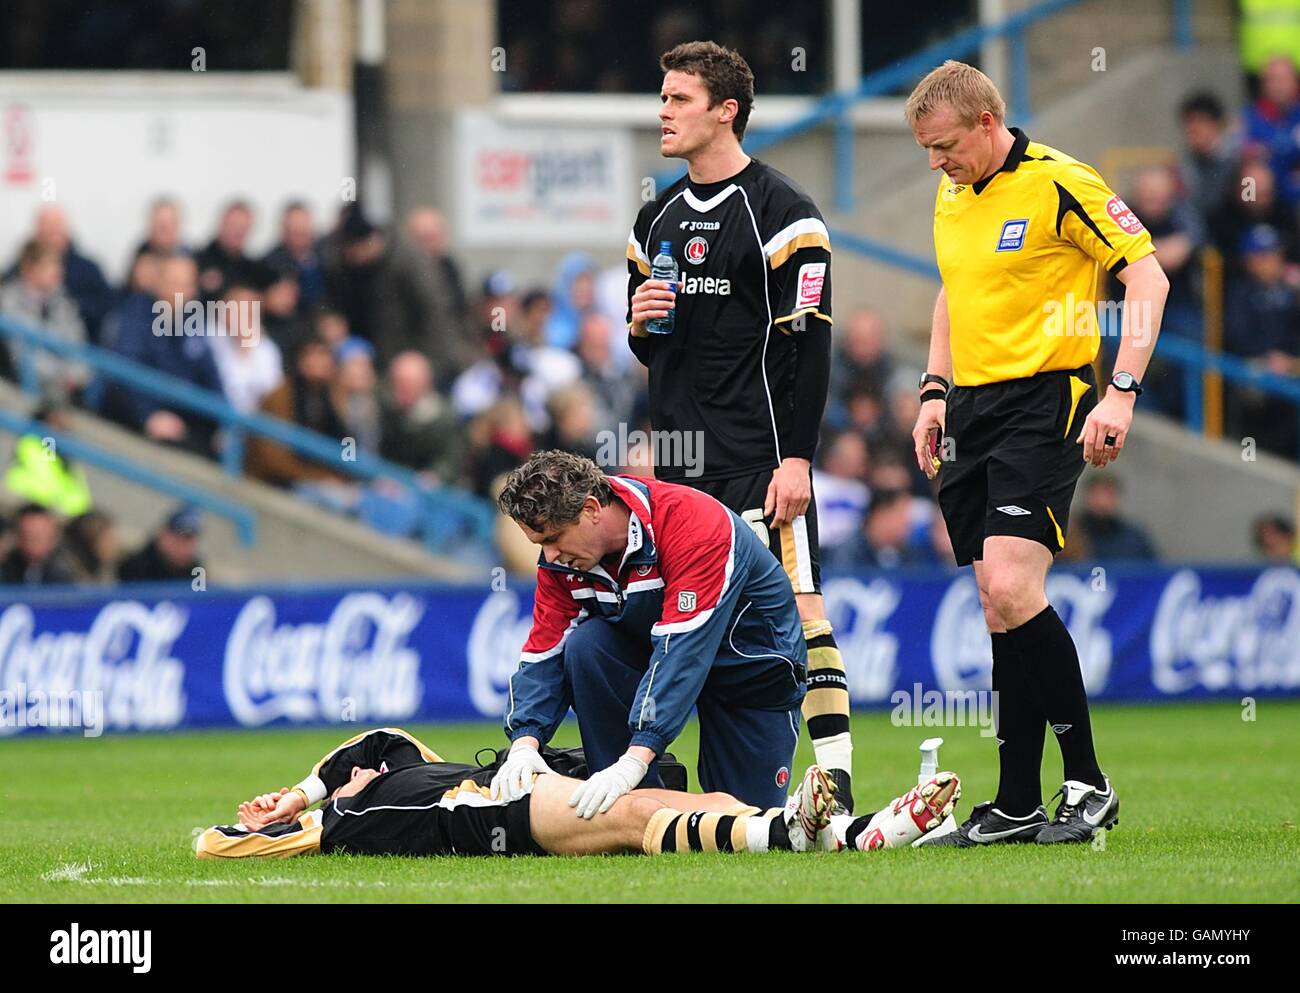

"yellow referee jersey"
[934,128,1155,386]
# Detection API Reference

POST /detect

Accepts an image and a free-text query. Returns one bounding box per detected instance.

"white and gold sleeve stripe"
[627,231,651,276]
[763,217,831,269]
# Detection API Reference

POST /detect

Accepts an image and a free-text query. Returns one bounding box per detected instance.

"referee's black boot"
[916,799,1047,847]
[1036,777,1118,844]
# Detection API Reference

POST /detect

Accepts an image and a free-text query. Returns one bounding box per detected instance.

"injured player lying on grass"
[195,728,961,859]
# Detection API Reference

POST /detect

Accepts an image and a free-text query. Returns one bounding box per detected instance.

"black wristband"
[919,388,947,404]
[918,372,950,393]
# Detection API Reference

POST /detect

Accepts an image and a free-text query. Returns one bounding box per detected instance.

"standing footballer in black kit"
[626,41,855,812]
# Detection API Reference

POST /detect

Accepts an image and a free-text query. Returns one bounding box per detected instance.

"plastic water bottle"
[645,240,677,335]
[913,736,958,846]
[918,737,943,784]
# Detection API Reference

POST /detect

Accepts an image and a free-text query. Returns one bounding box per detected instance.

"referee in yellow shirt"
[906,62,1168,845]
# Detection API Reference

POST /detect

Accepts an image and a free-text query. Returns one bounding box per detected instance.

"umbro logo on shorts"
[996,505,1031,516]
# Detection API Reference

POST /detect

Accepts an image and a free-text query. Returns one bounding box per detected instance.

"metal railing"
[0,316,495,555]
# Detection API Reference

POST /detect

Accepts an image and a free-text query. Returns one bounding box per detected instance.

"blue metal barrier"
[0,316,495,555]
[1153,333,1300,454]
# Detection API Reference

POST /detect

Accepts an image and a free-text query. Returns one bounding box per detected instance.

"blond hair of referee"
[906,61,1169,846]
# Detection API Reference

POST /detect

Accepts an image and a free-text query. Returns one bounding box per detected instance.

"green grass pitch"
[2,700,1297,903]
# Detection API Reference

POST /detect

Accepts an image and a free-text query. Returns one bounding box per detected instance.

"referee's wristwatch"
[918,372,949,403]
[1109,371,1143,397]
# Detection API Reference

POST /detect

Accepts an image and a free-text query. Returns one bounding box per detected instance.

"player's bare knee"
[622,794,667,834]
[985,571,1041,629]
[983,571,1020,618]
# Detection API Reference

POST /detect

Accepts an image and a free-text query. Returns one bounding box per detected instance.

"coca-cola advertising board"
[1,566,1298,736]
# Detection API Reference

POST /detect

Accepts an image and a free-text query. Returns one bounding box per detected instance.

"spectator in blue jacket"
[1224,224,1300,457]
[263,201,326,315]
[1074,476,1157,561]
[99,254,223,457]
[1244,56,1300,206]
[5,206,114,345]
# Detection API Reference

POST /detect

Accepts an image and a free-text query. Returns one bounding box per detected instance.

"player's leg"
[779,484,855,813]
[982,368,1116,842]
[794,592,854,812]
[923,385,1053,847]
[631,788,749,812]
[526,774,661,854]
[526,774,827,855]
[717,470,857,812]
[975,557,1047,818]
[827,770,961,850]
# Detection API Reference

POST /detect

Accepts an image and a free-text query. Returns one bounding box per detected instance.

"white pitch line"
[41,862,93,882]
[39,863,431,891]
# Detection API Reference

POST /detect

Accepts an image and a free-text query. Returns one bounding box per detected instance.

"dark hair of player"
[497,449,613,533]
[659,40,755,141]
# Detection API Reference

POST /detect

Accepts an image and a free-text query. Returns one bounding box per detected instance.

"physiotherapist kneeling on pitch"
[490,449,808,815]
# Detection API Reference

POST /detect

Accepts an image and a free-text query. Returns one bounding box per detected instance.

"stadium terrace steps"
[0,382,481,584]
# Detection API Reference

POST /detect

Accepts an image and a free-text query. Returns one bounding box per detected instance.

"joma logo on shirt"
[675,275,731,295]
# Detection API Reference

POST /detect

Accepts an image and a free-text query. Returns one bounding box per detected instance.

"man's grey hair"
[497,450,612,532]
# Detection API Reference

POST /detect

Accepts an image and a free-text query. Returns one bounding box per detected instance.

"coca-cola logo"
[466,591,534,717]
[223,593,423,725]
[931,574,1113,692]
[1150,568,1300,694]
[821,577,900,702]
[0,601,186,734]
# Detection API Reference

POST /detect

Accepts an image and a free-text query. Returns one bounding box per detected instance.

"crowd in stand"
[0,195,667,581]
[1135,57,1300,460]
[0,186,1169,583]
[18,57,1300,581]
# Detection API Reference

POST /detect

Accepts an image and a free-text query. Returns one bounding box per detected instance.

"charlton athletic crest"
[685,236,708,264]
[775,767,790,788]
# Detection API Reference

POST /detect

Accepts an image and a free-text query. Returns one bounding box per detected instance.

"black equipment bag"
[476,745,688,793]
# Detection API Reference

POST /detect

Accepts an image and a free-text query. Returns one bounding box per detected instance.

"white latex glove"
[489,742,554,801]
[568,753,649,819]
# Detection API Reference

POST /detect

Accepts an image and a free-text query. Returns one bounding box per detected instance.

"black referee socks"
[990,631,1047,816]
[1005,606,1106,792]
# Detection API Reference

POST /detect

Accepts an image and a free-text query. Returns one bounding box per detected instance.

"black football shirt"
[626,158,833,482]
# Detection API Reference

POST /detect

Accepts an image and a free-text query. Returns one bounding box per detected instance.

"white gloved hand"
[568,753,650,819]
[489,742,554,801]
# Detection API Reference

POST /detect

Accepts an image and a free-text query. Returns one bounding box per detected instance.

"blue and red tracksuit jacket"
[504,474,807,756]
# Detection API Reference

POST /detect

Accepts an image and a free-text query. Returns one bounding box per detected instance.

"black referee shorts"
[320,765,546,857]
[937,363,1098,567]
[692,468,821,595]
